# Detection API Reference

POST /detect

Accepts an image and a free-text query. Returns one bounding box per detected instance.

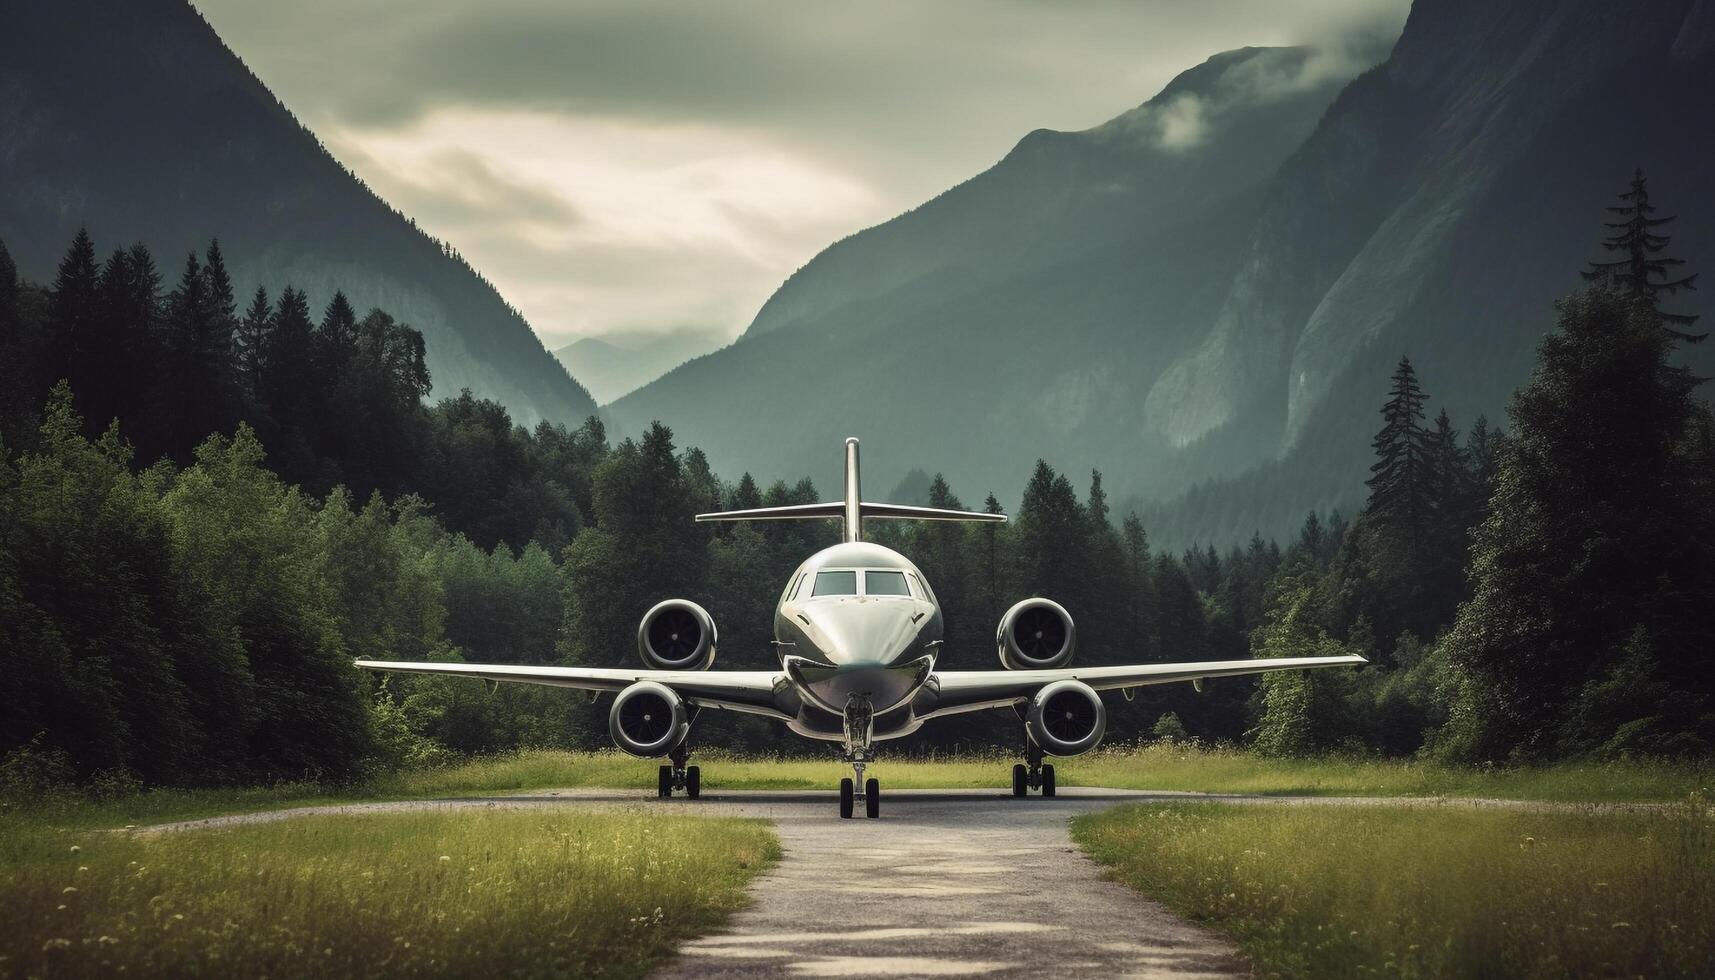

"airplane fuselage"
[773,541,944,743]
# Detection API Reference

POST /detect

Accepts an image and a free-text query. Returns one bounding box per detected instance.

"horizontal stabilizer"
[695,501,1005,524]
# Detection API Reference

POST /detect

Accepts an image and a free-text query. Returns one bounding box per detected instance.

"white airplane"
[357,438,1365,818]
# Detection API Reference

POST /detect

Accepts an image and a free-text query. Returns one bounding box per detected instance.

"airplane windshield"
[812,570,858,596]
[864,570,911,596]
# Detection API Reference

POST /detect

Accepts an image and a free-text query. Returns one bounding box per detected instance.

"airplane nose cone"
[800,600,926,666]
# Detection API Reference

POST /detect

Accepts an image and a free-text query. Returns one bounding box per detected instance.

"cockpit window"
[812,570,858,596]
[864,570,911,596]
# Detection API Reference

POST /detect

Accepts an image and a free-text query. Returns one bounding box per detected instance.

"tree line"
[1,168,1711,789]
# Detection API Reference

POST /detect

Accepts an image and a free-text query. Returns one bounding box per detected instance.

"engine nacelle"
[637,599,717,671]
[997,598,1076,669]
[1026,679,1106,756]
[608,681,690,757]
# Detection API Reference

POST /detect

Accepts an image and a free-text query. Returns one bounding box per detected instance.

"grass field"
[373,745,1710,803]
[1072,799,1715,979]
[0,809,777,980]
[4,745,1708,832]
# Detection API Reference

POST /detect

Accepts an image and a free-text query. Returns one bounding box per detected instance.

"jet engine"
[1026,679,1106,756]
[608,681,690,757]
[997,598,1076,669]
[637,599,717,671]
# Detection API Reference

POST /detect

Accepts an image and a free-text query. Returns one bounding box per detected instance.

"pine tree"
[1366,356,1435,546]
[1582,168,1704,342]
[1439,289,1715,761]
[264,286,315,415]
[48,227,101,387]
[237,286,272,400]
[0,237,35,445]
[319,291,358,360]
[729,472,762,511]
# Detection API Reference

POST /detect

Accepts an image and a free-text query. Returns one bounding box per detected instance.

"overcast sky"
[193,0,1407,349]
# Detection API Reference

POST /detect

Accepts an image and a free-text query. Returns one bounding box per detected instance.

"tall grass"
[386,745,1714,803]
[0,810,777,979]
[5,745,1708,833]
[1073,798,1715,979]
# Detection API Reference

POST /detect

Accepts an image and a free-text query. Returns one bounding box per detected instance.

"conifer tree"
[48,227,100,386]
[237,286,272,400]
[1439,289,1715,761]
[1582,168,1704,342]
[0,237,34,445]
[729,472,762,511]
[1365,356,1435,545]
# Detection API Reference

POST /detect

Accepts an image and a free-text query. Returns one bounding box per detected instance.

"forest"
[1,170,1711,790]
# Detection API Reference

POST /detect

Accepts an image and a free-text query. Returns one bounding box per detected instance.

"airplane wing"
[353,660,791,719]
[917,654,1367,718]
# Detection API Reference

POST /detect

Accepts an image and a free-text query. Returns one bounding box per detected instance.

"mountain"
[615,1,1715,546]
[0,0,596,426]
[1126,0,1715,547]
[610,43,1378,501]
[554,329,728,405]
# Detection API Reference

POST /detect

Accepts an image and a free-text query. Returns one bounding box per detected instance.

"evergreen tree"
[1366,356,1435,546]
[1582,168,1704,342]
[1439,289,1715,761]
[47,227,100,387]
[729,472,762,511]
[237,286,272,400]
[0,237,30,445]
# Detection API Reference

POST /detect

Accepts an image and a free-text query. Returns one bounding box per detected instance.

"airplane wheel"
[1012,764,1027,798]
[865,778,880,818]
[686,765,701,799]
[1042,764,1056,797]
[657,765,673,798]
[839,778,854,819]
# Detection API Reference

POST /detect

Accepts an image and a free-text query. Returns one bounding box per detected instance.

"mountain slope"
[618,2,1714,543]
[0,0,596,426]
[1132,0,1715,547]
[555,330,726,404]
[611,44,1375,499]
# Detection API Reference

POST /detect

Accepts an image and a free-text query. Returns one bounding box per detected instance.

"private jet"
[357,438,1365,818]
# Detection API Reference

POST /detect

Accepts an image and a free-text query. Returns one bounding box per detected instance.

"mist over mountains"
[554,329,728,405]
[613,0,1715,547]
[0,0,597,426]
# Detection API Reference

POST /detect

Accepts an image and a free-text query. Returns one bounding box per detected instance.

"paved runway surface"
[648,788,1247,979]
[137,787,1653,979]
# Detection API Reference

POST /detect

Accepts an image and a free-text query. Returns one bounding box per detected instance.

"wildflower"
[69,846,81,854]
[439,855,451,862]
[62,887,78,895]
[76,866,88,873]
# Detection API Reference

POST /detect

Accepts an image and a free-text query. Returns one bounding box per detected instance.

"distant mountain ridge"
[0,0,597,426]
[615,1,1715,546]
[554,329,727,405]
[611,43,1371,502]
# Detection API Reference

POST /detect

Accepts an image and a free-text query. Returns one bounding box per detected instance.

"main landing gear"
[1011,738,1056,798]
[657,743,700,799]
[839,695,881,819]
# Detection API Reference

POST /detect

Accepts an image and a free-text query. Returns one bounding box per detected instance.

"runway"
[136,787,1656,979]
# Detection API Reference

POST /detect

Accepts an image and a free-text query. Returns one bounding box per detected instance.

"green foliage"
[0,810,777,980]
[1438,289,1715,762]
[1150,712,1188,743]
[1074,800,1715,980]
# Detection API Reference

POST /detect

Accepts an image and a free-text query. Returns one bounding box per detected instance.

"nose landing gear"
[839,695,881,819]
[1010,737,1055,797]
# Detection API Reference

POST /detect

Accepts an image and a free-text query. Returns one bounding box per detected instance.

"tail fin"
[694,437,1006,542]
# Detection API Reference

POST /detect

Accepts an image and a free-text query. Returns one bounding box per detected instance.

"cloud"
[1153,94,1209,151]
[192,0,1410,346]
